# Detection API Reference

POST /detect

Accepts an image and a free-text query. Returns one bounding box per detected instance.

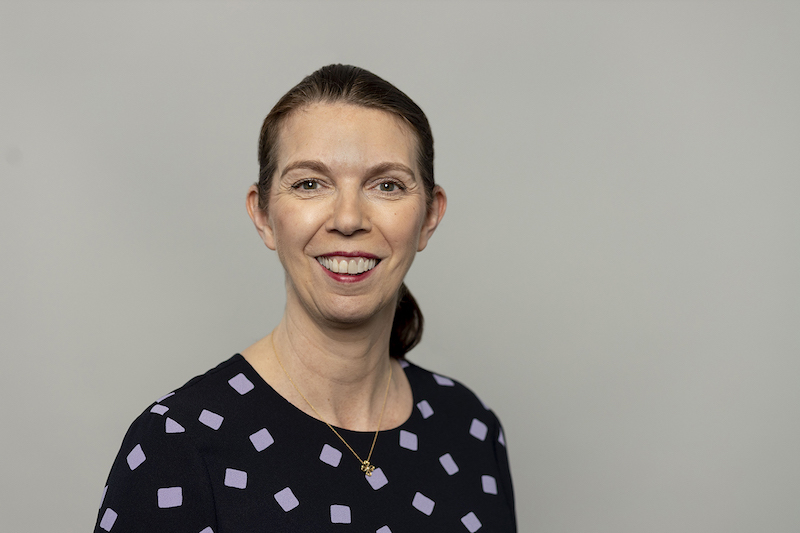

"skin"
[243,102,446,431]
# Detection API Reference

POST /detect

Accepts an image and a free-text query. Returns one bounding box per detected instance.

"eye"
[376,180,405,193]
[293,179,319,190]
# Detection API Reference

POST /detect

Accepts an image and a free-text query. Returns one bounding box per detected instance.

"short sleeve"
[94,403,217,533]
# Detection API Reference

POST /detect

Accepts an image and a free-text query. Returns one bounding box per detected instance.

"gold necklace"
[271,333,392,476]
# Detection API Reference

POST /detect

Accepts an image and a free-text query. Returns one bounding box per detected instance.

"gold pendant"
[361,461,376,476]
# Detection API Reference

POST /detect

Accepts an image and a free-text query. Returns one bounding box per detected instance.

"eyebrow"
[368,162,417,180]
[280,160,416,180]
[280,160,330,178]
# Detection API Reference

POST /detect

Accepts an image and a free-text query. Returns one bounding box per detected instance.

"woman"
[95,64,516,532]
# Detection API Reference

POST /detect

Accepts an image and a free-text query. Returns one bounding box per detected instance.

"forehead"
[276,102,418,173]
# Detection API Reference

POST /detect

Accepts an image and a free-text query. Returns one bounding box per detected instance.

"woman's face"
[248,102,446,327]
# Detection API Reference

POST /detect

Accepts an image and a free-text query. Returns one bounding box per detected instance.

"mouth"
[316,255,380,275]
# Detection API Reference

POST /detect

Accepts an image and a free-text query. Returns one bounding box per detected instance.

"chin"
[316,297,394,328]
[320,308,379,327]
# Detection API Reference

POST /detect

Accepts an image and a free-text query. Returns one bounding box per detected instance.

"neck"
[279,303,393,386]
[264,297,397,430]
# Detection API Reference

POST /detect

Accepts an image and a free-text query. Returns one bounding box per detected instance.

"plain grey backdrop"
[2,1,799,531]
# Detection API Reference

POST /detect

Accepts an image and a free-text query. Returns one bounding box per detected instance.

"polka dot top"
[94,354,517,532]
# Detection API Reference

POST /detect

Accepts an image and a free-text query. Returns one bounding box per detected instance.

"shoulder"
[95,358,251,532]
[110,354,251,461]
[400,359,508,445]
[401,359,488,407]
[129,354,266,446]
[108,354,258,476]
[399,359,516,524]
[95,355,253,532]
[155,354,250,408]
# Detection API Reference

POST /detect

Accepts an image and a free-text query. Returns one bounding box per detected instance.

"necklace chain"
[271,333,392,476]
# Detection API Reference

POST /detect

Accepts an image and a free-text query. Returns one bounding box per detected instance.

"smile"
[317,256,379,275]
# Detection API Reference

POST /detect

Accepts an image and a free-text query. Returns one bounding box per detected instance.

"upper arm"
[94,406,217,533]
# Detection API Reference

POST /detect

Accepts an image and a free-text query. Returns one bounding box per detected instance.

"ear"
[246,184,276,250]
[417,185,447,251]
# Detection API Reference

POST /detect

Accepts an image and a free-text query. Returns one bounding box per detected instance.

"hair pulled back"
[256,64,435,359]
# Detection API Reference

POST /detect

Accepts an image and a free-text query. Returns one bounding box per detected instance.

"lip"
[320,251,380,260]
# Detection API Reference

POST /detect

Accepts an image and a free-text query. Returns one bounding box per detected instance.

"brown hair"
[256,64,435,358]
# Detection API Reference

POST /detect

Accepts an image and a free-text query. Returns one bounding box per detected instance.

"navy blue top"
[95,355,516,532]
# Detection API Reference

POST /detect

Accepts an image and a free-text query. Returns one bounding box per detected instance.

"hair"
[256,64,435,359]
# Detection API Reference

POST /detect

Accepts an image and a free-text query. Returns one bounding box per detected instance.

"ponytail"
[389,283,424,359]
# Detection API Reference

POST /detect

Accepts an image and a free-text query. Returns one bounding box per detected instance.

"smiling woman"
[94,65,517,533]
[249,102,442,336]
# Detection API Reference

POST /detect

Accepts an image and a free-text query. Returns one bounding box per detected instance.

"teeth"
[317,256,377,275]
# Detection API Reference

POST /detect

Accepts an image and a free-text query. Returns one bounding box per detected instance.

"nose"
[328,187,371,236]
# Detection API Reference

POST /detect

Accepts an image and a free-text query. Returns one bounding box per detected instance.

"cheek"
[388,207,424,250]
[271,207,322,254]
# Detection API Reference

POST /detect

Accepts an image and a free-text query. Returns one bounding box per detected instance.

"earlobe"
[246,185,276,250]
[417,185,447,252]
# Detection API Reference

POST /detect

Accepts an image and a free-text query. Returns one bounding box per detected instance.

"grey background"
[2,1,799,531]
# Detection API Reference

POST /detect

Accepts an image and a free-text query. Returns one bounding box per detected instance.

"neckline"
[233,353,418,435]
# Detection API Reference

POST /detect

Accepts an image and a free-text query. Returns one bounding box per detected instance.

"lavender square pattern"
[228,373,254,395]
[224,468,247,489]
[99,508,117,531]
[399,430,418,451]
[366,467,388,490]
[319,444,342,467]
[126,444,146,470]
[249,428,274,451]
[157,487,183,508]
[274,487,299,512]
[461,512,482,532]
[412,492,435,516]
[469,418,488,441]
[416,400,434,419]
[330,504,351,524]
[199,409,224,430]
